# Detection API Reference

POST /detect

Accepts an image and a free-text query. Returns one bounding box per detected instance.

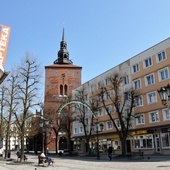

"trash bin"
[8,152,11,158]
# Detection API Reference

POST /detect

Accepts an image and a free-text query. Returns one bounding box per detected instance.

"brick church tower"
[44,28,82,152]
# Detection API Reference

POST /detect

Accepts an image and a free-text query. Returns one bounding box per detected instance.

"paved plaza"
[0,152,170,170]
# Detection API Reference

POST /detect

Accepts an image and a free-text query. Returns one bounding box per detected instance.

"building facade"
[44,29,82,152]
[72,37,170,155]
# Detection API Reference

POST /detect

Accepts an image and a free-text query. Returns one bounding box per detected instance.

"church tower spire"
[54,28,73,64]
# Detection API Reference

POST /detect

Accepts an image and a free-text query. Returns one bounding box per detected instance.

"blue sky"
[1,0,170,86]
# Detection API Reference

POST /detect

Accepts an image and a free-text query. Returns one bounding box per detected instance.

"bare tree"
[99,73,136,156]
[13,52,42,162]
[73,89,98,155]
[0,86,7,147]
[3,74,19,159]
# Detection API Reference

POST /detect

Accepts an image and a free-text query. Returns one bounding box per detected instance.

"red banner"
[0,25,11,70]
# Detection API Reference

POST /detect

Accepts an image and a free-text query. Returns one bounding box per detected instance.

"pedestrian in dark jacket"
[107,144,113,161]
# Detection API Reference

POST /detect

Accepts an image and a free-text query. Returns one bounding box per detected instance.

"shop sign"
[161,127,170,133]
[131,130,147,135]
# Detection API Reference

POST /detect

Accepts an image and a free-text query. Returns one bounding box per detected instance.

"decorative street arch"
[56,99,94,115]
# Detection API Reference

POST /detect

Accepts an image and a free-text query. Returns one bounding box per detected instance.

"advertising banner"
[0,25,11,71]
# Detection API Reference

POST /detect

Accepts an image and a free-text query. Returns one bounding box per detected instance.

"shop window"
[161,133,170,147]
[113,141,121,150]
[134,135,153,149]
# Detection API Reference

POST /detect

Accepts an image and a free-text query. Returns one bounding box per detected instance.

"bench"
[128,151,144,159]
[38,155,54,166]
[16,152,27,161]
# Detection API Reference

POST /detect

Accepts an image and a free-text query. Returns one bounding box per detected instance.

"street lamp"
[39,119,54,155]
[158,84,170,106]
[94,122,104,160]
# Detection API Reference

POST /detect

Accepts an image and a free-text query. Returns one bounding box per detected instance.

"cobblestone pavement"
[0,152,170,170]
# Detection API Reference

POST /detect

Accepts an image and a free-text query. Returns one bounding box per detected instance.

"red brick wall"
[44,64,82,151]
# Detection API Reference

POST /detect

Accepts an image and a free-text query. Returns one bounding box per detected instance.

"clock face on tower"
[61,73,66,79]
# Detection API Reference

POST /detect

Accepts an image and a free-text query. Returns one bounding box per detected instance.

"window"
[145,74,154,86]
[60,84,63,95]
[124,92,131,100]
[149,111,159,123]
[98,108,103,117]
[85,94,88,101]
[134,95,143,107]
[106,105,112,114]
[85,118,88,125]
[97,81,102,89]
[124,75,129,85]
[64,85,67,95]
[134,135,153,149]
[132,63,139,73]
[79,127,83,133]
[105,91,110,100]
[113,141,121,150]
[105,78,110,85]
[106,121,112,130]
[98,123,104,131]
[124,109,130,117]
[90,84,94,92]
[147,91,157,104]
[115,119,120,128]
[157,51,166,62]
[136,114,145,125]
[159,68,169,81]
[163,109,170,121]
[133,79,141,90]
[144,57,152,67]
[161,133,170,147]
[74,128,77,134]
[97,94,102,102]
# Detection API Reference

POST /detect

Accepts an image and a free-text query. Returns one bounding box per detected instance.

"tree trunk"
[121,136,127,156]
[4,135,9,159]
[20,127,25,162]
[86,138,90,155]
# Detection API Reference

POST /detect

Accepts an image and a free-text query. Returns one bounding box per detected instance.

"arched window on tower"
[60,84,63,96]
[64,84,67,96]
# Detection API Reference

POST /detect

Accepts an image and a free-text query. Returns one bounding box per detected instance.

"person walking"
[107,144,113,161]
